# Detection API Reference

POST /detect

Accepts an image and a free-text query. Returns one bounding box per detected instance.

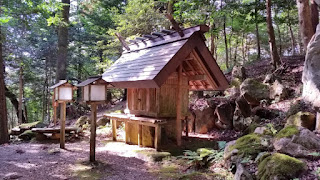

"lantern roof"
[49,80,73,89]
[76,76,107,87]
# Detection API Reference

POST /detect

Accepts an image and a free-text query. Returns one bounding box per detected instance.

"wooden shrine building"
[103,25,228,148]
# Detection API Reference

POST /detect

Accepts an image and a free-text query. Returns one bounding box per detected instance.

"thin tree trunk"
[255,0,261,60]
[276,23,282,56]
[167,0,175,15]
[18,65,23,124]
[210,23,216,58]
[56,0,70,82]
[234,36,239,65]
[0,22,9,144]
[242,32,246,63]
[296,0,314,52]
[5,87,26,123]
[266,0,281,70]
[289,23,296,55]
[223,18,229,69]
[310,0,319,34]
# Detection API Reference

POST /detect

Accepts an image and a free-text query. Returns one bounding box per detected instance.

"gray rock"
[235,95,251,118]
[302,24,320,108]
[234,163,253,180]
[214,101,235,130]
[232,65,247,81]
[96,116,110,126]
[240,78,270,106]
[270,79,288,101]
[274,127,320,157]
[254,127,268,135]
[193,107,216,133]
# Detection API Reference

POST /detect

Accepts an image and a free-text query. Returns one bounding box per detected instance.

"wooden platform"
[105,113,167,150]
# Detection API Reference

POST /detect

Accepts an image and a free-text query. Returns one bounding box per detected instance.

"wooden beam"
[165,14,184,37]
[60,102,66,149]
[151,32,166,37]
[143,34,157,39]
[90,103,97,162]
[188,75,206,81]
[115,33,130,51]
[176,65,182,146]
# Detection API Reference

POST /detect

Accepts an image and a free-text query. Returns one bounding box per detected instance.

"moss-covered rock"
[75,116,90,127]
[229,134,267,157]
[240,78,270,105]
[257,153,306,180]
[18,130,36,141]
[19,121,46,130]
[275,125,299,139]
[286,112,316,130]
[96,117,109,127]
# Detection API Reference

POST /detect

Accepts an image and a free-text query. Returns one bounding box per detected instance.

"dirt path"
[0,138,158,180]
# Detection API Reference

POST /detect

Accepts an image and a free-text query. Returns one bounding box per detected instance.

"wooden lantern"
[49,80,76,149]
[76,76,108,162]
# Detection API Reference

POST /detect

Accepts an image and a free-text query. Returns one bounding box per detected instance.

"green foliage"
[179,148,223,169]
[275,125,299,139]
[257,153,306,180]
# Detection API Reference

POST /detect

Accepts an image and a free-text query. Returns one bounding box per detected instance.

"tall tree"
[296,0,314,51]
[266,0,281,70]
[310,0,319,33]
[56,0,70,82]
[0,2,9,144]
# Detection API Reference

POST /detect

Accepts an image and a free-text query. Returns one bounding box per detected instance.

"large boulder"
[232,65,247,81]
[257,153,306,180]
[75,116,90,127]
[286,112,316,130]
[269,79,288,101]
[19,121,46,131]
[214,101,235,130]
[240,78,270,106]
[193,107,216,133]
[274,126,320,158]
[18,130,36,141]
[302,24,320,108]
[96,116,110,127]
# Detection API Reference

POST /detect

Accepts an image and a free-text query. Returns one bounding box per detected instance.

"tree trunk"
[296,0,314,52]
[310,0,319,34]
[167,0,175,15]
[223,18,229,69]
[255,0,261,60]
[234,36,239,65]
[0,23,9,144]
[276,23,282,56]
[289,23,296,55]
[5,87,26,123]
[266,0,281,70]
[18,65,23,124]
[242,32,246,63]
[210,23,216,58]
[56,0,70,82]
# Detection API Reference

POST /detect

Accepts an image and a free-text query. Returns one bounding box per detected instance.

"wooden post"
[155,125,161,151]
[112,119,117,141]
[60,102,66,149]
[53,103,57,126]
[316,111,320,131]
[185,116,189,137]
[125,122,129,144]
[138,124,142,147]
[90,103,97,162]
[176,65,182,146]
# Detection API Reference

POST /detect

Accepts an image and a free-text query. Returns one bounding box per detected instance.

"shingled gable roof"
[102,25,229,90]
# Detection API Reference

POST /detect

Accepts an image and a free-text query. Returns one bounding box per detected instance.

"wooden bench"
[31,127,78,139]
[105,113,167,150]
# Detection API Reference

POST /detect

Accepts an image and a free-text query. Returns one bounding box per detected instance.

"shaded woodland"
[1,0,320,179]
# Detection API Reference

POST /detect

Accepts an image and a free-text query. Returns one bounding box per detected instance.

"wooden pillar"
[53,104,57,126]
[138,124,142,147]
[112,119,117,141]
[316,111,320,131]
[176,65,182,146]
[125,122,129,144]
[155,125,161,150]
[60,102,66,149]
[90,103,97,162]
